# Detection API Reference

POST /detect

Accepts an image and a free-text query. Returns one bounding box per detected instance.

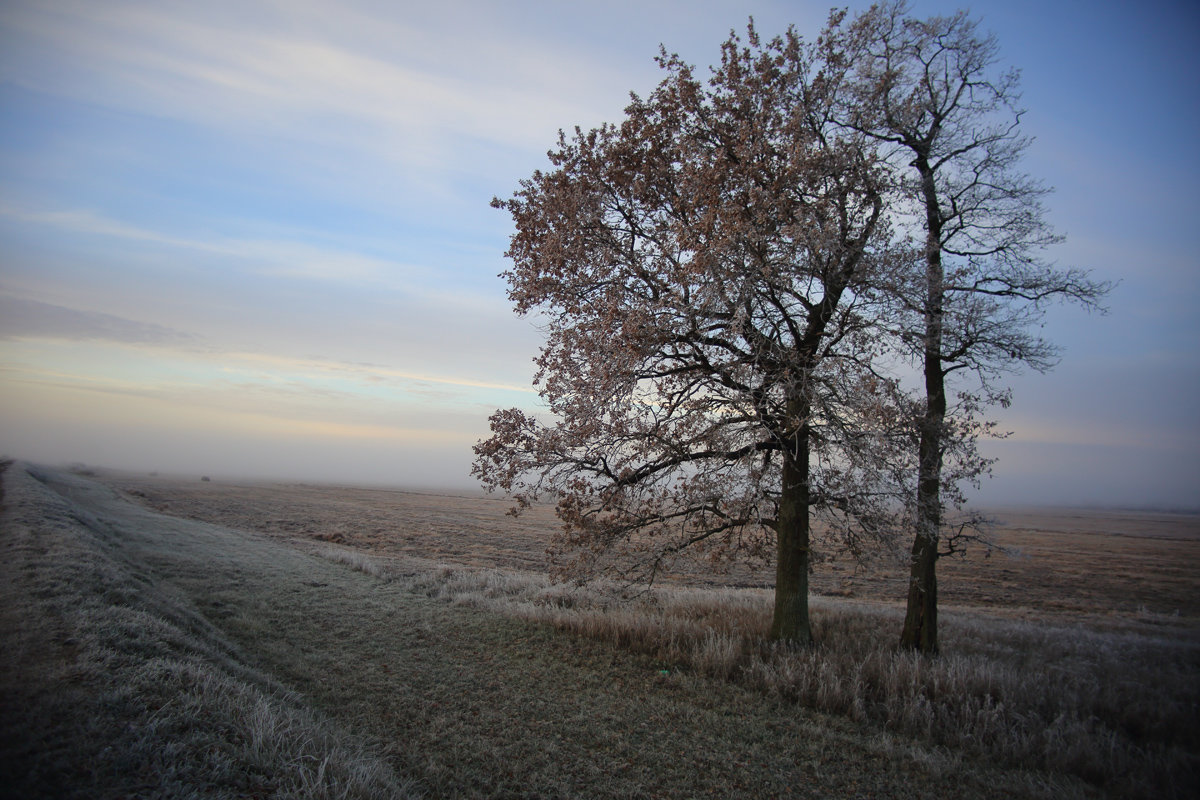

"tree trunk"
[902,159,945,652]
[902,344,946,654]
[901,514,939,653]
[901,158,945,654]
[770,422,812,644]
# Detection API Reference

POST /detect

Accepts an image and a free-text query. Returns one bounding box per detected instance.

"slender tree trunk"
[902,417,942,652]
[902,159,945,654]
[770,421,812,644]
[901,318,946,653]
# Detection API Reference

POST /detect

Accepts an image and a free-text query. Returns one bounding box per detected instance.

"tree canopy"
[475,4,1108,647]
[475,24,911,643]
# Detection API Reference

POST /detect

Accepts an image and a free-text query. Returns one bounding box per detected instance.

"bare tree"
[826,1,1111,653]
[474,26,909,644]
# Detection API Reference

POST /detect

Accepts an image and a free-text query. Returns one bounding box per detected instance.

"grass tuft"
[318,545,388,579]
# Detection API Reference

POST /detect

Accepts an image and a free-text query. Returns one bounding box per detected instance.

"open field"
[2,463,1197,798]
[96,469,1200,625]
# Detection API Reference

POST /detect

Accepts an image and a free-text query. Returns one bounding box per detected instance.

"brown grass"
[371,562,1199,798]
[5,464,1199,798]
[102,471,1200,625]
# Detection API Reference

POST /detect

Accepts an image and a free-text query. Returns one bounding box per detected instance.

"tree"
[473,26,908,644]
[826,1,1111,653]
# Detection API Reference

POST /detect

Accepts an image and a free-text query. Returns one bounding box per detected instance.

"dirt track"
[1,464,1068,799]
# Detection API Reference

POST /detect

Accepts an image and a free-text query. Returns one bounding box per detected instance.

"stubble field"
[2,463,1197,799]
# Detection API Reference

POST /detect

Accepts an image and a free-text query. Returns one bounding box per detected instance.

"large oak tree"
[474,27,909,644]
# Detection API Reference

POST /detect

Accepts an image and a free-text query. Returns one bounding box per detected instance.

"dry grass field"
[99,470,1200,624]
[2,462,1197,798]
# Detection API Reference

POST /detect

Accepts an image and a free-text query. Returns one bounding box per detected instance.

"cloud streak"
[0,295,196,345]
[0,203,432,288]
[0,0,627,179]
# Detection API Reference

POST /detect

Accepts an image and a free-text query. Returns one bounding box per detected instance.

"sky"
[0,0,1197,508]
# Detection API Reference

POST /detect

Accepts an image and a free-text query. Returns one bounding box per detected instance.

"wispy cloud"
[0,0,626,178]
[0,203,429,287]
[0,310,536,404]
[0,202,542,406]
[0,294,197,345]
[218,351,536,396]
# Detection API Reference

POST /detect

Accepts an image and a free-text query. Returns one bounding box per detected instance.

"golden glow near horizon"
[0,336,514,482]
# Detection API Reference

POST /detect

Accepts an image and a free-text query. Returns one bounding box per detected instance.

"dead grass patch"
[384,562,1199,798]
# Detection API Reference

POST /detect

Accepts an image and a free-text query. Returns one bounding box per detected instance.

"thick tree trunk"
[901,508,939,653]
[770,424,812,644]
[902,159,945,654]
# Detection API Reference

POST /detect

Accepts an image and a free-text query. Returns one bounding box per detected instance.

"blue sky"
[1,0,1197,507]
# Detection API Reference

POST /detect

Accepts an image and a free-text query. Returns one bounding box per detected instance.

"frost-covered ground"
[2,463,1195,798]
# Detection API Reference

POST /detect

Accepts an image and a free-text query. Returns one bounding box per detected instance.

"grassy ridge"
[0,463,415,800]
